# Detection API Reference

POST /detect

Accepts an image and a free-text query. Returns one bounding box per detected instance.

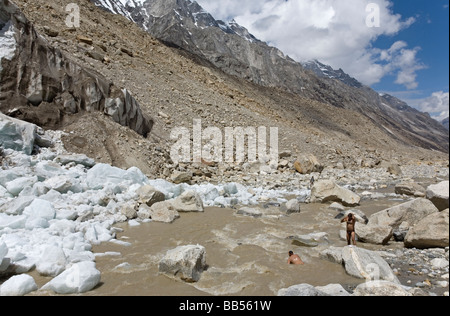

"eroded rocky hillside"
[1,0,448,182]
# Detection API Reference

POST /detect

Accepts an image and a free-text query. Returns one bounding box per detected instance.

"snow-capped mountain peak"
[301,60,363,88]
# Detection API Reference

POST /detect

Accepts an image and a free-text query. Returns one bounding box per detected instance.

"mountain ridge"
[91,0,449,153]
[2,0,448,180]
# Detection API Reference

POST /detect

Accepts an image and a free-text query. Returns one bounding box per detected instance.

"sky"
[196,0,450,121]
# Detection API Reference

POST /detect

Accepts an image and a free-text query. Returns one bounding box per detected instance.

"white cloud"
[406,91,450,121]
[197,0,422,89]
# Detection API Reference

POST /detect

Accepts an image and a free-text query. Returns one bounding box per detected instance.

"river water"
[70,197,402,296]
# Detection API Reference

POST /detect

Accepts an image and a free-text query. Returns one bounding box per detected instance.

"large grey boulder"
[158,245,207,283]
[341,246,399,284]
[171,190,204,213]
[319,246,343,264]
[294,154,324,174]
[136,185,166,207]
[368,198,439,232]
[404,209,449,249]
[149,201,180,223]
[355,224,393,245]
[352,280,412,296]
[395,182,426,197]
[311,180,361,207]
[315,284,351,296]
[426,181,449,211]
[277,284,329,296]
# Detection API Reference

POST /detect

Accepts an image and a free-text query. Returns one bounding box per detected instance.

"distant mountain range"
[92,0,449,153]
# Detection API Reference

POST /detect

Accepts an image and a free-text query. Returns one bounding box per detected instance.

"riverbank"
[0,121,448,296]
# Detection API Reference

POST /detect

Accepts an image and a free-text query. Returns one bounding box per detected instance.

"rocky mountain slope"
[442,117,449,130]
[91,0,449,154]
[1,0,448,183]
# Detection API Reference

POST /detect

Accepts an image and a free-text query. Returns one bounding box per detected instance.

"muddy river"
[44,197,403,296]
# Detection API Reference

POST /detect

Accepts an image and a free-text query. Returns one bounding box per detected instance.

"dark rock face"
[92,0,448,153]
[0,0,152,137]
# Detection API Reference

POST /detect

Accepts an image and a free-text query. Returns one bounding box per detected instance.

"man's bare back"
[288,252,305,265]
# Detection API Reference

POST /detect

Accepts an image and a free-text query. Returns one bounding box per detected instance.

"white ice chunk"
[0,274,38,296]
[5,176,38,196]
[86,164,149,190]
[23,199,56,221]
[41,261,101,294]
[36,245,67,277]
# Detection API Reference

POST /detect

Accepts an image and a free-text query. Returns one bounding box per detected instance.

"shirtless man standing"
[288,251,305,265]
[341,213,357,246]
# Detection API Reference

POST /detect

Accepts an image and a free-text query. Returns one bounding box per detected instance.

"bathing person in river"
[288,251,305,265]
[341,213,357,246]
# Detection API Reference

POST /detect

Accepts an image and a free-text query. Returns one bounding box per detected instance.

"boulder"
[387,164,402,176]
[170,171,192,184]
[136,185,166,207]
[158,245,207,282]
[289,233,328,248]
[42,261,101,294]
[277,284,329,296]
[236,207,263,218]
[294,154,323,174]
[355,224,393,245]
[0,274,38,296]
[426,181,449,211]
[284,199,300,214]
[315,284,351,296]
[341,246,399,284]
[395,182,426,197]
[352,280,412,296]
[120,203,137,220]
[319,246,343,265]
[328,202,346,212]
[149,201,180,223]
[404,209,449,249]
[368,198,439,233]
[311,180,360,207]
[172,190,204,212]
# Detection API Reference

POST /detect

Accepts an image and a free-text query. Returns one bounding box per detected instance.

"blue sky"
[198,0,449,121]
[372,0,449,120]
